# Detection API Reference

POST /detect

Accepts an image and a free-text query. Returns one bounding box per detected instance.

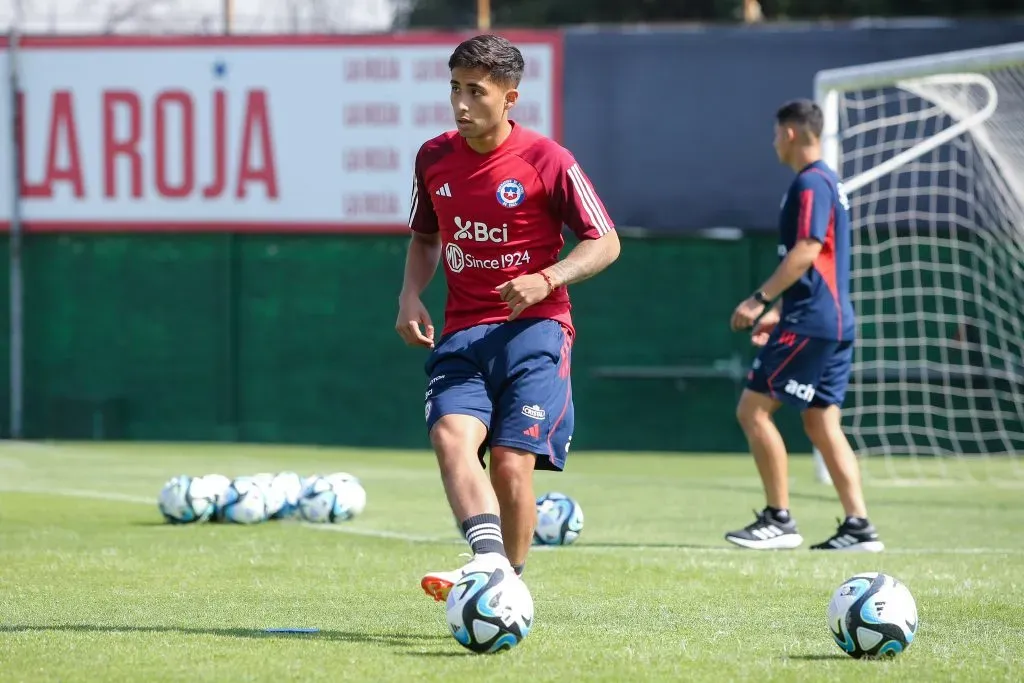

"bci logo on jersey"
[454,216,508,243]
[496,178,526,208]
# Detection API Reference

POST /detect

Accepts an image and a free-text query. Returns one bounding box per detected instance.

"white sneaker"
[420,552,514,603]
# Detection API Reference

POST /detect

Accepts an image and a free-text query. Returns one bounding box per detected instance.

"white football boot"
[421,552,515,603]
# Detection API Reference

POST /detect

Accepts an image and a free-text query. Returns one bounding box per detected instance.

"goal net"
[813,42,1024,482]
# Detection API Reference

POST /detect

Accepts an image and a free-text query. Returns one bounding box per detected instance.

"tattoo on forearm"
[545,239,612,288]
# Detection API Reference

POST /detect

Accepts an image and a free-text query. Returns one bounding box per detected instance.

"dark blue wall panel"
[562,20,1024,232]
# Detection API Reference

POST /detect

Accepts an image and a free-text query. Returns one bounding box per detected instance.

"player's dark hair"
[448,34,525,87]
[776,99,824,138]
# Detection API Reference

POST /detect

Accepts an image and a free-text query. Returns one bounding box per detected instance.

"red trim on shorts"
[766,337,809,398]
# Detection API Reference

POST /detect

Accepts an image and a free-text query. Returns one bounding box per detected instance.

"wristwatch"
[753,290,771,306]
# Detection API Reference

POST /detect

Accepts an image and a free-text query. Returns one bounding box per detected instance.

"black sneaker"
[725,508,804,550]
[810,517,885,552]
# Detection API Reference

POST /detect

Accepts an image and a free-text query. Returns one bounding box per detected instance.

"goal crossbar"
[814,41,1024,94]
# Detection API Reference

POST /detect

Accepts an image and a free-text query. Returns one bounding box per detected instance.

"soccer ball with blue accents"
[247,473,282,516]
[827,572,918,659]
[533,492,584,546]
[215,477,269,524]
[201,473,232,511]
[158,474,217,524]
[298,473,367,523]
[446,568,533,654]
[269,471,304,519]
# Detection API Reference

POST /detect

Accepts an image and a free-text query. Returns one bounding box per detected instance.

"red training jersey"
[408,121,615,337]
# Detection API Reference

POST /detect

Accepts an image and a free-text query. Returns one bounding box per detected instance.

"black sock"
[461,514,506,557]
[844,516,869,529]
[766,506,791,523]
[512,563,525,577]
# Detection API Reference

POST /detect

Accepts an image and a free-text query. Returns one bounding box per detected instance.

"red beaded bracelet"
[540,271,555,293]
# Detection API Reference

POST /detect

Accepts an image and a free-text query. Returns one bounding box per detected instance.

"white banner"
[0,35,560,231]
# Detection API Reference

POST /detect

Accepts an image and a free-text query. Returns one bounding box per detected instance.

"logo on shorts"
[784,380,816,403]
[496,179,526,208]
[521,404,546,420]
[425,400,432,422]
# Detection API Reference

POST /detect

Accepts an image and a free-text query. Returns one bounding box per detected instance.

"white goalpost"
[812,42,1024,482]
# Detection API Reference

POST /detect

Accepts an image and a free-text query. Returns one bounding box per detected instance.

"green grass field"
[1,441,1022,682]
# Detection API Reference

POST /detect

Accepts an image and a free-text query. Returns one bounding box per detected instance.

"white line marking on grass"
[867,478,1024,488]
[0,487,154,505]
[885,548,1024,556]
[1,486,452,544]
[549,545,1024,556]
[299,522,452,543]
[0,440,58,450]
[6,486,1023,556]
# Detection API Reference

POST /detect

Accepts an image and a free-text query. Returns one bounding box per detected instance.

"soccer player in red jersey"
[396,34,620,600]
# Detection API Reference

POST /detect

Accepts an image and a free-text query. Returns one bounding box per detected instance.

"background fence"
[0,232,790,452]
[2,6,1023,453]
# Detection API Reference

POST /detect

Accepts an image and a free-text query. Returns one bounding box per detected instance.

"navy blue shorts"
[746,328,853,410]
[424,318,574,471]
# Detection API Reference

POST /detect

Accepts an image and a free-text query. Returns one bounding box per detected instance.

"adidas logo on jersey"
[784,380,816,402]
[435,183,452,197]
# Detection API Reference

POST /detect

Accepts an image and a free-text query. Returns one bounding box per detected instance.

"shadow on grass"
[785,654,849,661]
[0,624,448,648]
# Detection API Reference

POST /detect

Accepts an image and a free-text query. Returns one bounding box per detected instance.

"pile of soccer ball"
[157,471,366,525]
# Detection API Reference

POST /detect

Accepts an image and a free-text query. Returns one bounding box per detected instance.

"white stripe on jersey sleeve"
[567,163,612,235]
[407,172,419,228]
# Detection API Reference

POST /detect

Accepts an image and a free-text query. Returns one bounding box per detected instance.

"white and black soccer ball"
[200,474,232,511]
[446,567,534,654]
[158,475,217,524]
[269,471,304,519]
[298,473,367,523]
[533,492,584,546]
[244,472,288,518]
[215,477,269,524]
[828,572,918,659]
